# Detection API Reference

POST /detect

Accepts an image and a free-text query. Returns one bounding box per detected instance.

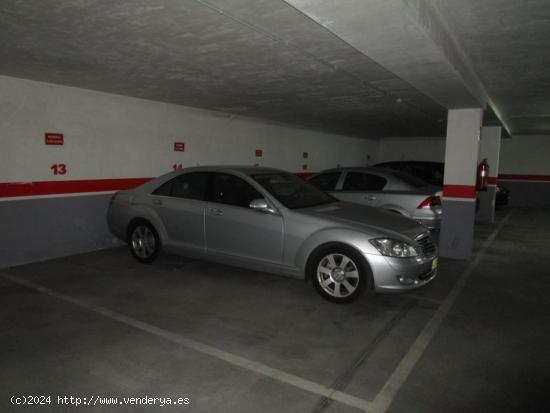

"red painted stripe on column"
[443,184,476,199]
[0,178,152,198]
[498,174,550,182]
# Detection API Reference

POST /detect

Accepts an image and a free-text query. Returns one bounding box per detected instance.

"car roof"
[178,165,286,176]
[315,166,396,175]
[374,161,444,167]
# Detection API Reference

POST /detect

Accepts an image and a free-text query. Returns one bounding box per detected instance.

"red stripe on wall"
[443,184,477,199]
[487,176,498,185]
[0,178,152,198]
[498,174,550,182]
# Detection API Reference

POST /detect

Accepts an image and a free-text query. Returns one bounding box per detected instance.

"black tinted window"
[153,180,173,196]
[308,172,341,191]
[343,172,387,191]
[390,171,429,188]
[210,173,262,208]
[153,173,209,200]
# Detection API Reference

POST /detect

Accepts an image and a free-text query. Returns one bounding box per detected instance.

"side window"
[152,172,209,200]
[210,173,262,208]
[153,180,173,196]
[343,172,387,191]
[308,172,341,191]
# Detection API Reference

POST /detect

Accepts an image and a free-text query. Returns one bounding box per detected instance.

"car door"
[150,172,209,254]
[336,171,388,207]
[204,172,283,264]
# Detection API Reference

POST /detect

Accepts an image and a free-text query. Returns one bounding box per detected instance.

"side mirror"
[249,198,276,214]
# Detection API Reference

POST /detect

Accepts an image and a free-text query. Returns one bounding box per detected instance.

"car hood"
[301,202,427,242]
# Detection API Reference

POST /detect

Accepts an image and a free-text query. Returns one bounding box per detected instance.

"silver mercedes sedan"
[107,166,438,303]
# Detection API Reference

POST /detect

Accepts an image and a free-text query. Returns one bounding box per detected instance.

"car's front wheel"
[128,221,160,263]
[309,245,370,303]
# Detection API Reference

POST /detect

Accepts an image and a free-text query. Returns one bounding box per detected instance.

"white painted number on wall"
[51,163,67,175]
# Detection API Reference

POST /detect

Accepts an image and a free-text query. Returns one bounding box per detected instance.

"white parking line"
[369,211,513,413]
[1,213,512,412]
[0,272,371,412]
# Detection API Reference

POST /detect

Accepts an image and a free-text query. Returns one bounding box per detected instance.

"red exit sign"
[45,133,64,145]
[174,142,185,152]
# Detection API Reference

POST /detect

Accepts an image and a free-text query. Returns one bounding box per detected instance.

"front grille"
[415,233,436,256]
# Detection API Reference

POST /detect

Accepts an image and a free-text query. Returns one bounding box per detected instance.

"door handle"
[366,195,377,201]
[209,207,223,216]
[153,198,163,205]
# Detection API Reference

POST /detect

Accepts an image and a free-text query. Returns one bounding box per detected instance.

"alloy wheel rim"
[131,226,156,259]
[316,253,359,298]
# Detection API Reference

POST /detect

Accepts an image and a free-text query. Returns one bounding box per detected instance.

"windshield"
[252,173,335,209]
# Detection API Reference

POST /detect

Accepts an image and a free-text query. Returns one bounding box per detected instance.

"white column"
[440,108,483,259]
[477,126,502,222]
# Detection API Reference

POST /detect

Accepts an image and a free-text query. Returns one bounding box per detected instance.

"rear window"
[390,171,430,188]
[152,172,209,200]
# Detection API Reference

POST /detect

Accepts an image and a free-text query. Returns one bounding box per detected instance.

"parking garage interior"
[1,1,550,412]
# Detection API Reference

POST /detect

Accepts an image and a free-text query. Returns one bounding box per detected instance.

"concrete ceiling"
[432,0,550,136]
[0,0,548,138]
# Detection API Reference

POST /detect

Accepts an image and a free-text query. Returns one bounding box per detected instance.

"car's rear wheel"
[128,221,160,263]
[309,245,369,303]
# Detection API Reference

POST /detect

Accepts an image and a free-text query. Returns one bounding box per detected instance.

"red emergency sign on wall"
[174,142,185,152]
[45,133,64,145]
[255,149,263,157]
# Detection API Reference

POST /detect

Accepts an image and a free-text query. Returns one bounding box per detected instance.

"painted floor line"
[312,300,417,413]
[0,272,371,412]
[369,211,514,413]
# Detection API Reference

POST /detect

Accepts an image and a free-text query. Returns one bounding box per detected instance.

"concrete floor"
[1,208,549,412]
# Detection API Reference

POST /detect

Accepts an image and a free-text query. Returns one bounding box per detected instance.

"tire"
[128,221,160,263]
[308,245,370,304]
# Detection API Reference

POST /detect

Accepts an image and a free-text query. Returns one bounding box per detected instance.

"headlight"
[370,238,420,258]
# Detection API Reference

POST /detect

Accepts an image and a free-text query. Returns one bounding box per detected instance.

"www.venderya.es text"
[10,395,191,407]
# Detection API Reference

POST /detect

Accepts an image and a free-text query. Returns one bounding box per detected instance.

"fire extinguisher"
[477,158,489,191]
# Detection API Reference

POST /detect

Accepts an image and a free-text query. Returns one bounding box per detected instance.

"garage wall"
[0,75,376,268]
[499,136,550,207]
[373,135,550,207]
[373,136,445,164]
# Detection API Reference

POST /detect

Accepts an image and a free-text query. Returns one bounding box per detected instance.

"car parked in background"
[107,166,438,303]
[374,160,510,208]
[308,167,442,230]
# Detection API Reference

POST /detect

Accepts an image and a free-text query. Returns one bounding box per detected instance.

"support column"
[477,126,502,222]
[440,108,483,260]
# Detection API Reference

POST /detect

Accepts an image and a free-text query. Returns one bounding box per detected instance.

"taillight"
[417,196,441,209]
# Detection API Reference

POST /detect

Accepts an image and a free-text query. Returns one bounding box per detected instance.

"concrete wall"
[0,75,376,268]
[373,136,445,164]
[499,136,550,207]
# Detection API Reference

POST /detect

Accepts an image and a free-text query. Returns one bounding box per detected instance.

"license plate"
[431,258,438,271]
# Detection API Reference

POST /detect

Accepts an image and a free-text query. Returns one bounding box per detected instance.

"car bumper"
[365,253,438,293]
[414,216,441,231]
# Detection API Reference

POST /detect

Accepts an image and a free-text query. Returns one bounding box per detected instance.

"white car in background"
[308,167,442,231]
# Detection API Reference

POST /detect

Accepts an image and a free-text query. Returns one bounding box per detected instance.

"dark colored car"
[374,161,509,208]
